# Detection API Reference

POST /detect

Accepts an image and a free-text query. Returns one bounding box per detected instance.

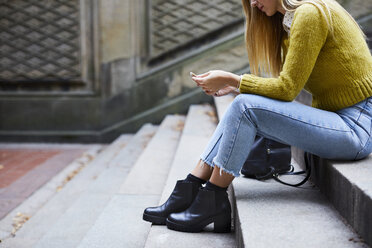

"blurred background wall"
[0,0,370,142]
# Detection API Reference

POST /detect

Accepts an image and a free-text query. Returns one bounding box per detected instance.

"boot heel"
[214,213,231,233]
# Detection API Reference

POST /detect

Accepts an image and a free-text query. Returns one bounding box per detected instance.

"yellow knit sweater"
[239,1,372,111]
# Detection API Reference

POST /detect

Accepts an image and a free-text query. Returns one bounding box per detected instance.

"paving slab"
[144,104,236,248]
[0,149,60,188]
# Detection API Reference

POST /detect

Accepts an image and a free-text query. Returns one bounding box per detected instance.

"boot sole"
[143,212,166,225]
[166,213,231,233]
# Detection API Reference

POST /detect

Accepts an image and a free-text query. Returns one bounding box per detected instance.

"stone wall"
[0,0,246,142]
[0,0,370,142]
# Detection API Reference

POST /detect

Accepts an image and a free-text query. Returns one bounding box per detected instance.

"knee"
[231,94,265,111]
[231,94,248,110]
[226,94,260,123]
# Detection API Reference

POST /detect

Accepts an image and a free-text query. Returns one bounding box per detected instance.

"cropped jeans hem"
[200,157,240,178]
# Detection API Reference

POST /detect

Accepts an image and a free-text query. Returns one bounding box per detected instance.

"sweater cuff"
[238,74,258,93]
[237,75,242,92]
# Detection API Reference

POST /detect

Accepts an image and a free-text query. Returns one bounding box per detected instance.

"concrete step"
[1,133,136,248]
[214,95,369,248]
[306,154,372,247]
[143,104,236,248]
[76,115,185,248]
[293,91,372,247]
[233,164,367,248]
[32,124,158,248]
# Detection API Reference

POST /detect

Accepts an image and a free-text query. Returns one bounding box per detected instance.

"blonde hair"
[241,0,367,77]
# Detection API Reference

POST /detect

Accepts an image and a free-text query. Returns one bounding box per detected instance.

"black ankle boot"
[165,187,231,233]
[143,180,201,225]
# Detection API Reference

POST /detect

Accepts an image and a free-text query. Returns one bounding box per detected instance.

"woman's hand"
[191,70,240,95]
[215,85,240,97]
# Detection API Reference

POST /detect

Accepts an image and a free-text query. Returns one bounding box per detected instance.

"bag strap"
[272,152,311,187]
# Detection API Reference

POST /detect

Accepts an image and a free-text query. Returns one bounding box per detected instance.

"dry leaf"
[56,161,87,191]
[11,212,31,235]
[82,152,94,162]
[145,132,156,140]
[206,110,218,123]
[173,120,185,131]
[0,165,4,170]
[206,110,216,118]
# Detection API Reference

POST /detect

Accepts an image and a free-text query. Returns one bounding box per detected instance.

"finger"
[191,77,203,85]
[215,90,223,96]
[194,71,210,78]
[216,89,227,97]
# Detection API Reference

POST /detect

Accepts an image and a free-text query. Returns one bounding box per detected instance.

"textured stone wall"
[0,0,370,142]
[150,0,243,58]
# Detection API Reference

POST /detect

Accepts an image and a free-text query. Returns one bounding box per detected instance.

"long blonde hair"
[242,0,367,77]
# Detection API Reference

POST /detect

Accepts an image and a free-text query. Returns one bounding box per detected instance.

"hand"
[214,85,240,97]
[191,70,240,95]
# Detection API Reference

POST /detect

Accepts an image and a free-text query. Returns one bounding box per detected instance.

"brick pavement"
[0,149,60,188]
[0,144,95,220]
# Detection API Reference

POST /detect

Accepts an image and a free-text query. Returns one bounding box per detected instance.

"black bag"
[241,135,311,187]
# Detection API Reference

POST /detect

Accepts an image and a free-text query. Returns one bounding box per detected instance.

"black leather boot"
[143,180,201,225]
[166,187,231,233]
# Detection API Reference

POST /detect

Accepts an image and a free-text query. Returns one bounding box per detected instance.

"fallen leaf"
[0,165,4,170]
[56,162,87,192]
[173,120,185,131]
[11,212,31,235]
[206,110,218,123]
[206,110,216,118]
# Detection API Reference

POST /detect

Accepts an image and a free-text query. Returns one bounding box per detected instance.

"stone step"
[214,95,369,248]
[1,132,136,248]
[31,124,158,248]
[306,154,372,247]
[233,164,367,248]
[293,91,372,247]
[76,115,185,248]
[143,104,236,248]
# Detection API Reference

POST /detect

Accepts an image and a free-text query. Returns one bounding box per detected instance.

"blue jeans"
[200,94,372,177]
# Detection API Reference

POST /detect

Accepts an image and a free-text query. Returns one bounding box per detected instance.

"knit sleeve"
[239,4,329,101]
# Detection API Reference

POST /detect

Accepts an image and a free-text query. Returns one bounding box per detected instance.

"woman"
[143,0,372,233]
